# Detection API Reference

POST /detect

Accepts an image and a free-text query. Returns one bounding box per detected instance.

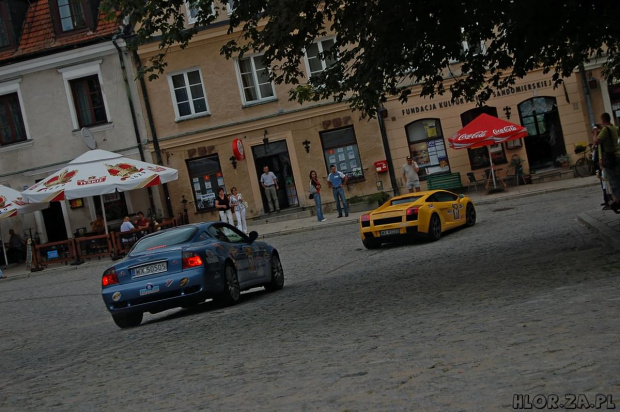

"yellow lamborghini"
[359,190,476,249]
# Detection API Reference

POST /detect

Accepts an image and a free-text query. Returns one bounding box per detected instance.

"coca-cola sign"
[455,131,488,141]
[492,125,518,134]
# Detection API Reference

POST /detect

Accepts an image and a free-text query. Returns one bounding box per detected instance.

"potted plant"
[556,154,570,168]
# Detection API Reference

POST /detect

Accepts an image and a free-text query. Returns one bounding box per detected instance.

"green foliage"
[348,191,391,205]
[102,0,620,117]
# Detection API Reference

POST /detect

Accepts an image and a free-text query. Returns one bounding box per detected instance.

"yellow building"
[135,8,617,222]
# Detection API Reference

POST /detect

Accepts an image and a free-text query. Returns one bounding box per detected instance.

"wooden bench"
[426,172,464,191]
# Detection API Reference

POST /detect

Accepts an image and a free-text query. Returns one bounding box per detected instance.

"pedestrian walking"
[594,112,620,213]
[309,170,327,222]
[260,165,280,214]
[402,155,421,192]
[229,187,248,234]
[327,164,349,217]
[215,187,235,224]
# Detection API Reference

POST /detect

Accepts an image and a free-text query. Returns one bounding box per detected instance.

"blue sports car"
[101,222,284,328]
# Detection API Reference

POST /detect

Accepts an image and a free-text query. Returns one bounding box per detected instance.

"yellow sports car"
[359,190,476,249]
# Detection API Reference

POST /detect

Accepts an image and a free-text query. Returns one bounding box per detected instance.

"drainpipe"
[129,46,174,218]
[112,35,156,216]
[377,107,399,196]
[579,63,596,128]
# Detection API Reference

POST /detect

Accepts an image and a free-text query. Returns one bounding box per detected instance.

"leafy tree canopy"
[103,0,620,117]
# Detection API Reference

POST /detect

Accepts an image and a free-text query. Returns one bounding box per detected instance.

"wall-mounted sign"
[232,139,245,160]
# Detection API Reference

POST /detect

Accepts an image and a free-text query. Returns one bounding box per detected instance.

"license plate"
[133,262,168,278]
[380,229,400,236]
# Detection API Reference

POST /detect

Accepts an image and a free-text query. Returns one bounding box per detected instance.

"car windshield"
[130,227,198,254]
[390,196,422,206]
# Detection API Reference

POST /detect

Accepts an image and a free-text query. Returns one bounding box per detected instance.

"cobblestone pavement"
[0,185,618,411]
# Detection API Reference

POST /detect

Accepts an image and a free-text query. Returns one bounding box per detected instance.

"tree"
[103,0,620,117]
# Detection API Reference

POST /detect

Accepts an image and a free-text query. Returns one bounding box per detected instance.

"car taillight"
[182,252,203,269]
[406,206,419,221]
[102,268,119,287]
[361,213,371,222]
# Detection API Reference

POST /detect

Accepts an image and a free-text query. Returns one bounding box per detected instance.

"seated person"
[91,214,105,233]
[135,211,150,230]
[120,216,135,232]
[7,229,25,263]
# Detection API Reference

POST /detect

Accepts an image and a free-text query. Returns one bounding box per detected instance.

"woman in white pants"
[229,187,248,234]
[215,187,234,225]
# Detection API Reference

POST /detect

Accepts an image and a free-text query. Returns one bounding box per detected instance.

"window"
[0,3,12,48]
[185,1,215,24]
[56,0,88,32]
[95,193,128,222]
[236,55,275,104]
[450,28,485,63]
[305,38,336,79]
[320,126,364,182]
[0,93,27,147]
[187,155,226,212]
[168,69,209,120]
[226,0,235,14]
[405,119,449,179]
[70,75,108,128]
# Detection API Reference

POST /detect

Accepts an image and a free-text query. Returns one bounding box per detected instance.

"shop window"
[320,126,364,182]
[0,92,27,147]
[236,54,276,104]
[187,155,226,212]
[168,69,209,120]
[405,119,449,179]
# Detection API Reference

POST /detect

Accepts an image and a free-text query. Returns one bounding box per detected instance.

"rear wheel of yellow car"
[427,214,442,241]
[466,203,476,226]
[362,238,381,249]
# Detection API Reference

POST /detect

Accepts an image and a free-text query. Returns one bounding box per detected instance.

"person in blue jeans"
[327,164,349,217]
[309,170,327,222]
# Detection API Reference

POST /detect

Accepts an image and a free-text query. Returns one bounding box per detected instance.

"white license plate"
[380,229,400,236]
[133,262,168,277]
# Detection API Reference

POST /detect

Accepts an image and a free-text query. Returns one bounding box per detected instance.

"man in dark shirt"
[7,229,25,263]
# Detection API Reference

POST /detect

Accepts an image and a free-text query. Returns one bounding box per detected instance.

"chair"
[504,155,527,186]
[466,172,486,192]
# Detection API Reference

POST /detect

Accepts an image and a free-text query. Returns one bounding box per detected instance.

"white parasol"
[21,149,178,234]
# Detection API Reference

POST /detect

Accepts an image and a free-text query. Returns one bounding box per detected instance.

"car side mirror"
[247,231,259,243]
[459,194,465,199]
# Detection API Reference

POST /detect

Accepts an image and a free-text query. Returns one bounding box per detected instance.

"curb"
[473,180,597,205]
[258,217,360,239]
[577,212,620,252]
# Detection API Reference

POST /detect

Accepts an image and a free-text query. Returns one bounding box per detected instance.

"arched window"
[405,119,449,178]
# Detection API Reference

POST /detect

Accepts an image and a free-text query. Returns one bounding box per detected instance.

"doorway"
[518,97,565,172]
[42,201,67,242]
[252,140,298,213]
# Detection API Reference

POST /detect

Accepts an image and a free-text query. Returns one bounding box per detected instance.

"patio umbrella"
[21,149,178,234]
[448,114,528,188]
[0,185,49,267]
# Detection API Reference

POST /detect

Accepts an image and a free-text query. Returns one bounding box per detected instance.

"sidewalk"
[2,175,617,282]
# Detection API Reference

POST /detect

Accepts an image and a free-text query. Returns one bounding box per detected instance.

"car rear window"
[130,227,198,254]
[391,196,422,206]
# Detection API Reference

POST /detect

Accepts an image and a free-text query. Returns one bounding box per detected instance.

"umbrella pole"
[1,221,8,268]
[488,147,497,188]
[100,196,109,235]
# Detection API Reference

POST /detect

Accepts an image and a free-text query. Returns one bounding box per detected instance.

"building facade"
[0,0,155,243]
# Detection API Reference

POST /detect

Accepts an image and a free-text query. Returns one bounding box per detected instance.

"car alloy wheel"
[427,214,442,241]
[221,263,241,305]
[265,254,284,291]
[466,203,477,226]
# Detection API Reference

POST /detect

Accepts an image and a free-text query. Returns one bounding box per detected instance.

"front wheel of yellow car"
[466,203,476,227]
[362,238,381,249]
[427,214,442,241]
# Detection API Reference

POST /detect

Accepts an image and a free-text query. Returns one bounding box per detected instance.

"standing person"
[592,126,612,209]
[309,170,327,222]
[215,187,235,224]
[402,155,421,193]
[7,229,25,263]
[595,112,620,213]
[260,165,280,214]
[229,187,248,234]
[327,164,349,218]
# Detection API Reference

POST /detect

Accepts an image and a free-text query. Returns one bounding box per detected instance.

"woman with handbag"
[215,187,235,224]
[229,187,248,234]
[309,170,327,222]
